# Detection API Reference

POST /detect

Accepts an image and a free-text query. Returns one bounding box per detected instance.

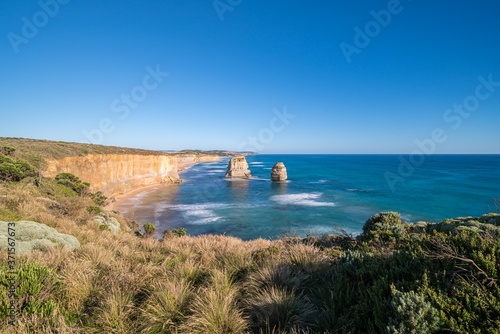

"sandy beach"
[105,183,168,211]
[106,156,223,211]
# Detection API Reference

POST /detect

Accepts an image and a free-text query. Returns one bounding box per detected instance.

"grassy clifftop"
[0,138,167,169]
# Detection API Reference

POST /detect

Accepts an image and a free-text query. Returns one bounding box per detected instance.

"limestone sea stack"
[225,156,252,179]
[271,162,287,182]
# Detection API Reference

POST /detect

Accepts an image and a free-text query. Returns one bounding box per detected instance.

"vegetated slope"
[0,138,226,198]
[0,139,499,333]
[0,138,167,169]
[1,180,499,333]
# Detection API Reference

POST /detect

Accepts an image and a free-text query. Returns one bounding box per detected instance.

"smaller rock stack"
[225,156,252,179]
[271,162,287,182]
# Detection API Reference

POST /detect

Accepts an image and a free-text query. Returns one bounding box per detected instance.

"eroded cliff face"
[177,154,221,171]
[41,154,220,197]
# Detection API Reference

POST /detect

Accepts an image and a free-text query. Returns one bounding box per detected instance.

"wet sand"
[106,157,223,211]
[105,183,168,211]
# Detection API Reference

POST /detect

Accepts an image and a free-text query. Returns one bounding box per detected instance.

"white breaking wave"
[205,165,227,169]
[162,203,227,225]
[270,192,335,207]
[309,180,328,184]
[190,217,222,225]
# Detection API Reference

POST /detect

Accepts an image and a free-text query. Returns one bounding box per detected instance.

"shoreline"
[106,156,225,211]
[106,183,168,211]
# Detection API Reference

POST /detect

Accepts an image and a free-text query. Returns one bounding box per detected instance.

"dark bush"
[162,227,187,240]
[0,154,36,181]
[89,191,107,206]
[362,211,407,243]
[55,173,90,195]
[86,205,102,214]
[0,146,16,156]
[143,222,156,238]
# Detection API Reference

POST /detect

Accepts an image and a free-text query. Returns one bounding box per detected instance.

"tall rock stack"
[271,162,287,182]
[225,156,252,179]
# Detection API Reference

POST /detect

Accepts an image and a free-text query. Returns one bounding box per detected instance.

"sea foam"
[270,192,335,207]
[162,203,227,225]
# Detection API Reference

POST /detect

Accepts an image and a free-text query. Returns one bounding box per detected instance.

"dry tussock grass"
[0,180,337,333]
[181,270,248,334]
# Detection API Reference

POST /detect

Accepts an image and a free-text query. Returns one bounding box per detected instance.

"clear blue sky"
[1,0,499,153]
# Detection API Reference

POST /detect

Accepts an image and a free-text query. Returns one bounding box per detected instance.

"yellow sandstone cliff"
[41,153,220,197]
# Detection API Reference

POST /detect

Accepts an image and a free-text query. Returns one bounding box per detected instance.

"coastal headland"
[0,137,249,206]
[0,137,499,333]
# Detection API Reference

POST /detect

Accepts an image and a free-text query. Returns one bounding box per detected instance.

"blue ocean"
[115,155,500,240]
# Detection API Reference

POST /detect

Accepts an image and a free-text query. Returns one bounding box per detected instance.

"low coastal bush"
[55,173,108,207]
[387,286,441,334]
[0,261,62,320]
[162,227,187,240]
[55,173,90,195]
[143,222,156,238]
[0,146,15,156]
[86,205,102,214]
[0,154,36,182]
[89,190,108,206]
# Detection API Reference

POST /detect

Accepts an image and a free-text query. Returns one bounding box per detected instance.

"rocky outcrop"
[429,213,500,235]
[42,154,179,197]
[225,156,251,179]
[41,153,220,197]
[93,213,123,233]
[0,221,80,254]
[271,162,287,182]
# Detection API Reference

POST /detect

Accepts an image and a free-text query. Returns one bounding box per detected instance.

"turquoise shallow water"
[115,155,500,240]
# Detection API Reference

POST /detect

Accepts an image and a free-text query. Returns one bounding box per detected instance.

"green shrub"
[387,286,441,334]
[55,173,90,195]
[89,191,107,206]
[99,224,111,232]
[0,262,62,320]
[55,173,108,206]
[87,206,102,214]
[362,211,407,243]
[143,222,156,238]
[163,227,187,240]
[0,162,24,181]
[0,146,16,156]
[0,154,36,182]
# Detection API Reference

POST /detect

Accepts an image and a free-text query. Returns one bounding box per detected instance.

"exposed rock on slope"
[429,213,500,234]
[225,156,252,179]
[271,162,287,182]
[93,213,123,234]
[0,221,80,253]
